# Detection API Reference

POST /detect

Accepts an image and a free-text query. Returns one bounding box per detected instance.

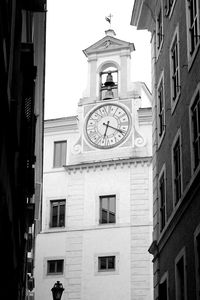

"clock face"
[85,103,131,149]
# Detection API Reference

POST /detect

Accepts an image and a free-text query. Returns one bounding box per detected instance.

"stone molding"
[64,156,152,174]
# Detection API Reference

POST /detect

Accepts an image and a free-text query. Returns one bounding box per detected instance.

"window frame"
[156,3,164,58]
[194,224,200,300]
[158,164,167,232]
[157,71,165,146]
[175,247,187,300]
[98,256,115,272]
[46,259,64,276]
[189,84,200,174]
[170,26,181,113]
[53,140,67,168]
[159,271,169,300]
[50,199,66,228]
[164,0,176,18]
[99,194,116,224]
[185,0,200,69]
[171,129,183,207]
[94,252,119,276]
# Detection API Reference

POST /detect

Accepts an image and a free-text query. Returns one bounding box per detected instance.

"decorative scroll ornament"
[134,129,146,147]
[71,137,82,154]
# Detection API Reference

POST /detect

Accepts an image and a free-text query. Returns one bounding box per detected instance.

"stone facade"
[35,30,153,300]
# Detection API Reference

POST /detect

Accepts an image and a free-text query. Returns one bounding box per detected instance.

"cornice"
[64,156,152,174]
[44,116,78,133]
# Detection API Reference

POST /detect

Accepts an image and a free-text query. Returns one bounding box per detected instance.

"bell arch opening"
[99,62,119,100]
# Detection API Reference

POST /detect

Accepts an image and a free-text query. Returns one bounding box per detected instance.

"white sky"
[44,0,151,120]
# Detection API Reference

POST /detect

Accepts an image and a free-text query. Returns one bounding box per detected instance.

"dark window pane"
[108,256,115,269]
[109,212,115,223]
[59,204,65,226]
[48,261,55,273]
[56,260,63,273]
[101,209,108,224]
[52,205,58,227]
[159,280,167,300]
[99,257,107,270]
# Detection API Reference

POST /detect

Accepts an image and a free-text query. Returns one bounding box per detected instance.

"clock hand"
[103,122,125,135]
[103,121,109,138]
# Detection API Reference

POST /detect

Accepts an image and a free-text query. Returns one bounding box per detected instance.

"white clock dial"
[85,103,131,149]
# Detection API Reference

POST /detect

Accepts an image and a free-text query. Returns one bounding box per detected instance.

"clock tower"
[35,30,153,300]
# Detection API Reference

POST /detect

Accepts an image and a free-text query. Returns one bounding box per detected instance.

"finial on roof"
[105,29,116,37]
[105,14,116,36]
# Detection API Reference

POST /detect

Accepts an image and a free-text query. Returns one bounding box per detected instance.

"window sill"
[188,41,200,72]
[157,130,166,149]
[166,0,177,19]
[156,40,163,61]
[171,91,181,115]
[43,227,66,233]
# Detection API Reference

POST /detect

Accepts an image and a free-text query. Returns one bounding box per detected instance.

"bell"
[103,86,114,100]
[104,72,115,87]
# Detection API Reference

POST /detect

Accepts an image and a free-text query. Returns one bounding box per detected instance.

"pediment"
[83,36,135,57]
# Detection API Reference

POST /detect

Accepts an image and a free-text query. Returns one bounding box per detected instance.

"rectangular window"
[172,136,182,205]
[170,33,180,104]
[50,200,66,228]
[191,92,200,170]
[98,256,115,272]
[53,141,67,168]
[159,280,168,300]
[99,195,116,224]
[159,171,166,232]
[175,249,187,300]
[47,259,64,275]
[157,7,163,50]
[158,76,165,139]
[186,0,200,56]
[159,274,168,300]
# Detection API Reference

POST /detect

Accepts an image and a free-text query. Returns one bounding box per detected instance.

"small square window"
[99,195,116,224]
[47,259,64,275]
[98,256,115,272]
[53,141,67,168]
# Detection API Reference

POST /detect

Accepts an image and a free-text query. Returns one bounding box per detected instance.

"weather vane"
[105,13,113,27]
